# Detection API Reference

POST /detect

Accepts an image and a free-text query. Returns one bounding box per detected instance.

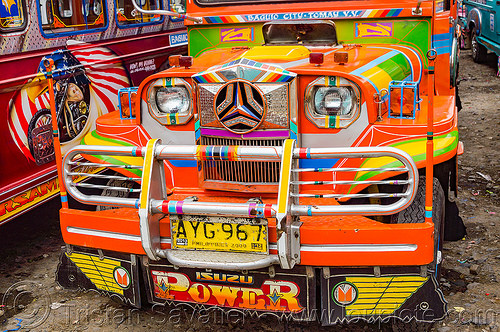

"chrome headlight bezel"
[305,76,361,129]
[146,77,193,125]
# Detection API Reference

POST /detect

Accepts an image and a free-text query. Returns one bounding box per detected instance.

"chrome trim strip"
[158,250,280,271]
[300,244,418,252]
[66,227,141,242]
[68,232,416,254]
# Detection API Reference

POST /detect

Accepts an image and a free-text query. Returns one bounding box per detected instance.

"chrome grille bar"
[293,167,409,173]
[72,182,141,193]
[68,161,143,170]
[66,171,141,182]
[63,145,143,208]
[63,142,418,216]
[291,179,410,185]
[200,136,283,184]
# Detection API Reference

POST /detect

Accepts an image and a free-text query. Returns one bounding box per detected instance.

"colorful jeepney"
[459,0,500,67]
[55,0,464,329]
[0,0,187,225]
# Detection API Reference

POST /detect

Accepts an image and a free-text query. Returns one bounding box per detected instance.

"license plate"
[170,216,268,254]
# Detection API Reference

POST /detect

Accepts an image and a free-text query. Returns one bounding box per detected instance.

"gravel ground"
[0,49,498,332]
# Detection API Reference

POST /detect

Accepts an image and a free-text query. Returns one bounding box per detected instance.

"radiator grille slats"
[200,137,283,184]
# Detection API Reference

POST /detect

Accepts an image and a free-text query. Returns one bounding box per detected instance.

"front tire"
[392,176,445,272]
[471,29,487,63]
[390,177,445,332]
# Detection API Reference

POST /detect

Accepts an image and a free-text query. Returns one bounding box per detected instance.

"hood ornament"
[214,80,266,134]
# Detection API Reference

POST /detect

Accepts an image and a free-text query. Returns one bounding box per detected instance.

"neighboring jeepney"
[459,0,500,66]
[0,0,188,225]
[55,0,464,329]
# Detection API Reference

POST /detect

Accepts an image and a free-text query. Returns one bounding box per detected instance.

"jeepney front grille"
[200,136,283,184]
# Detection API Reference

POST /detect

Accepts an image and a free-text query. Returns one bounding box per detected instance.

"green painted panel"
[189,24,265,58]
[378,54,412,80]
[335,19,430,66]
[189,19,430,65]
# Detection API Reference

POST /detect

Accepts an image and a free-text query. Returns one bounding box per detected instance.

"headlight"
[305,76,361,129]
[155,87,190,114]
[146,77,193,125]
[314,86,356,116]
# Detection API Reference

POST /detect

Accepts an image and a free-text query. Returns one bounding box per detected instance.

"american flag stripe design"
[8,46,130,160]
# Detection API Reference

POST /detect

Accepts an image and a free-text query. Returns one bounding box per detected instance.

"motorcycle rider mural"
[8,44,129,165]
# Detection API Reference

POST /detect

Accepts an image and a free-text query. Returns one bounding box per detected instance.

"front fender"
[467,7,482,34]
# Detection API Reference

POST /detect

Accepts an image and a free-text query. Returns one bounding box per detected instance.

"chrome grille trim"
[200,136,283,184]
[198,83,290,127]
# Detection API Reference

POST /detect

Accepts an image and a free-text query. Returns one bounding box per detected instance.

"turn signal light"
[334,51,349,65]
[309,52,324,65]
[169,55,193,69]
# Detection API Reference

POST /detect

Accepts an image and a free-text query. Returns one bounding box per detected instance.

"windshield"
[263,21,337,46]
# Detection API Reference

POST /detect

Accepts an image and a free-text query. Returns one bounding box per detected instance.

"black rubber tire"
[27,108,52,157]
[392,177,445,270]
[390,177,445,332]
[471,29,487,63]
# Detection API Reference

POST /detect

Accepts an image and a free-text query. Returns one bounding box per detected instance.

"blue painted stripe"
[168,201,177,214]
[168,160,198,167]
[350,50,399,77]
[60,195,68,203]
[195,76,209,84]
[432,32,451,42]
[432,33,452,55]
[393,8,403,16]
[299,158,339,169]
[349,50,401,93]
[425,210,432,218]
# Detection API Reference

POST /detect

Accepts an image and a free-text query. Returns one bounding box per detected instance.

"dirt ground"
[0,49,498,332]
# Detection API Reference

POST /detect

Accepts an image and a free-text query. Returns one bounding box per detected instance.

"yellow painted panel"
[381,292,413,298]
[358,287,423,293]
[348,276,394,282]
[362,67,393,91]
[392,276,427,282]
[67,252,124,296]
[90,257,121,268]
[350,282,390,288]
[241,46,310,62]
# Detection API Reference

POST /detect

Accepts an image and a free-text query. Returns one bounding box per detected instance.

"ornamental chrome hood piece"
[214,80,266,134]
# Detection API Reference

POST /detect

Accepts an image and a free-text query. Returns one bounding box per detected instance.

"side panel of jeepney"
[0,0,187,224]
[464,0,499,40]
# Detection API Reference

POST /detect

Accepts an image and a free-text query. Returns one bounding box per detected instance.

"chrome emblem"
[214,80,266,134]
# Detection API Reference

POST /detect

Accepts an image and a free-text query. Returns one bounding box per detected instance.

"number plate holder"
[170,215,268,254]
